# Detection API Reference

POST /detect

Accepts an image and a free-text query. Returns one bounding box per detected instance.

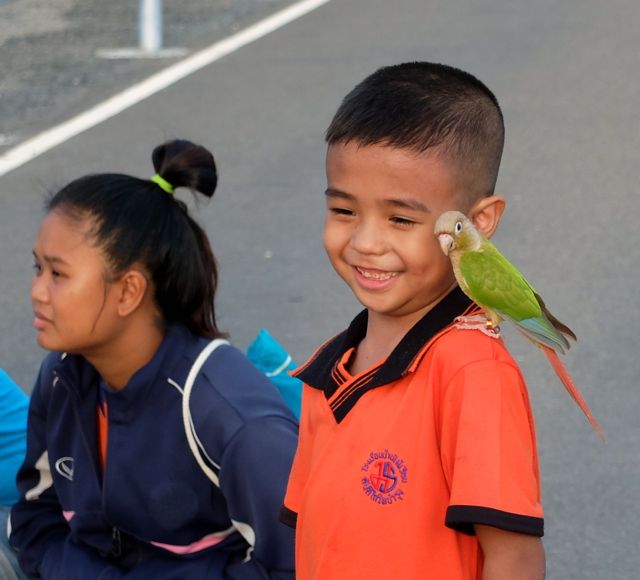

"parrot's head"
[434,211,482,256]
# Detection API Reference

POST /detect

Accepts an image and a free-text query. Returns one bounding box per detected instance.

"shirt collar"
[294,286,474,422]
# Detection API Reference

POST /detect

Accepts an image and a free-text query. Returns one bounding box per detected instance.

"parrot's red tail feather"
[541,346,605,441]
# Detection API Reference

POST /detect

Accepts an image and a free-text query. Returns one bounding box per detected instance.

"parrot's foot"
[454,315,501,338]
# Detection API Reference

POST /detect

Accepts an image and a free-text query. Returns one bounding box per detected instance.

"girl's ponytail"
[151,140,217,198]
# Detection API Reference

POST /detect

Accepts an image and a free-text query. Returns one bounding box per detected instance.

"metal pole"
[97,0,184,59]
[140,0,162,54]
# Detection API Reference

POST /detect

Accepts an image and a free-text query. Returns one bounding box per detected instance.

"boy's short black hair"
[325,62,505,201]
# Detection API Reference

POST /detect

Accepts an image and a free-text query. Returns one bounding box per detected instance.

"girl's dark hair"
[48,139,224,339]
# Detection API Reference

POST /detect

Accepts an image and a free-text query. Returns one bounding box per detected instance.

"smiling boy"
[280,63,545,579]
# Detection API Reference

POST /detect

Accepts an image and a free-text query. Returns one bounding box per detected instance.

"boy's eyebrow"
[325,188,430,213]
[324,188,354,201]
[385,198,431,213]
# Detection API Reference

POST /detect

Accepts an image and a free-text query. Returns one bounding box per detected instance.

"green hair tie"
[150,174,175,195]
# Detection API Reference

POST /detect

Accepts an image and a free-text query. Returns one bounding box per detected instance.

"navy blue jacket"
[9,325,297,579]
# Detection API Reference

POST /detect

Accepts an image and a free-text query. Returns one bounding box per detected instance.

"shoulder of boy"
[429,325,517,377]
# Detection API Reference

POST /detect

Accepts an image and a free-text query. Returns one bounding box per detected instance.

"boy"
[280,62,545,579]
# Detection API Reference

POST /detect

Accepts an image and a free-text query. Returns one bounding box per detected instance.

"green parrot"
[434,210,603,439]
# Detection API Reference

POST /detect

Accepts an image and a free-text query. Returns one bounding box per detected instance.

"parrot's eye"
[454,221,463,234]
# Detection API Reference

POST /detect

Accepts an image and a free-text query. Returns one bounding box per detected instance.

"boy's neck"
[349,284,458,376]
[347,310,423,376]
[348,333,396,377]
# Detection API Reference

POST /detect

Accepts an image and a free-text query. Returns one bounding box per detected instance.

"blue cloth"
[10,326,297,580]
[246,329,302,419]
[0,370,28,506]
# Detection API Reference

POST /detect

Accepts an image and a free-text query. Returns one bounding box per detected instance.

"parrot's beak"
[437,233,455,256]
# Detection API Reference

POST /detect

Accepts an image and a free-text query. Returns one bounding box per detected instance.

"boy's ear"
[469,195,506,239]
[116,270,149,317]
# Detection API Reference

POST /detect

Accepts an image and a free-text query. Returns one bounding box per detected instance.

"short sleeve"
[280,386,315,528]
[439,359,544,536]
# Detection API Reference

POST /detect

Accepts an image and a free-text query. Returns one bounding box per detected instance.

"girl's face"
[31,210,123,356]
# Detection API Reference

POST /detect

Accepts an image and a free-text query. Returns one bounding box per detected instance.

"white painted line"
[95,47,189,59]
[0,0,332,178]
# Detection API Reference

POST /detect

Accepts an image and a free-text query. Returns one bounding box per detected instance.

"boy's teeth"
[357,268,397,281]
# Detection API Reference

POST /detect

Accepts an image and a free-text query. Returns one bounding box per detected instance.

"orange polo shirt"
[281,288,543,580]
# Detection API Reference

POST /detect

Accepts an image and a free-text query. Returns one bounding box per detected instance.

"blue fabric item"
[0,370,28,506]
[9,325,297,579]
[246,329,302,420]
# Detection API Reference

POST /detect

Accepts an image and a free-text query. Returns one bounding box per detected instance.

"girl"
[9,140,297,580]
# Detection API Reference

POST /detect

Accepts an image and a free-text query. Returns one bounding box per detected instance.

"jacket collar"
[294,287,473,422]
[53,324,194,404]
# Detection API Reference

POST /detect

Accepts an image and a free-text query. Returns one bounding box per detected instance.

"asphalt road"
[1,0,639,578]
[0,0,294,148]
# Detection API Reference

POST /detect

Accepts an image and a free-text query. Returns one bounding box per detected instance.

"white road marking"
[0,0,332,177]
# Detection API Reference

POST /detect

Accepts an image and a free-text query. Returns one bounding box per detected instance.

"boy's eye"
[33,262,42,275]
[391,216,416,227]
[329,207,355,217]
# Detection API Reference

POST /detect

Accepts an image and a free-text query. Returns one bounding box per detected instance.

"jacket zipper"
[54,369,125,559]
[112,527,122,557]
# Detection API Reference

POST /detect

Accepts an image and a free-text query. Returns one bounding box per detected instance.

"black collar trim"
[294,287,473,422]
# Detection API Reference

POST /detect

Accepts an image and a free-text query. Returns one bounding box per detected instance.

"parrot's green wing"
[459,241,540,321]
[459,241,570,352]
[456,234,600,437]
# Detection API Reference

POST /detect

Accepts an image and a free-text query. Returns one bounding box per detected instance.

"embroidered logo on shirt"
[55,457,74,481]
[360,449,408,505]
